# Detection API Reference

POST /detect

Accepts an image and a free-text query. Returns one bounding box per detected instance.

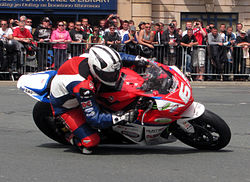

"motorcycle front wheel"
[170,109,231,150]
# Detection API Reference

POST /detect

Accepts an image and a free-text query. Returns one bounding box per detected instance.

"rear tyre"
[170,109,231,150]
[33,101,69,145]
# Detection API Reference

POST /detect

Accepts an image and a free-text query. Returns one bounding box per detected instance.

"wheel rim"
[187,120,220,147]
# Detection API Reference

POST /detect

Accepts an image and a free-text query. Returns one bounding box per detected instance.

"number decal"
[179,82,191,104]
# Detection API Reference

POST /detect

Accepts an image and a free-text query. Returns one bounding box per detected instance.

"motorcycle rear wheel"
[170,109,231,150]
[33,101,69,145]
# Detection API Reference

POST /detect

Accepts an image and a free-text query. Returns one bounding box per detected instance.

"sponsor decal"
[83,139,91,144]
[86,111,95,117]
[179,82,191,104]
[146,133,161,138]
[154,118,172,123]
[89,81,94,90]
[121,130,140,138]
[23,88,34,95]
[81,100,92,108]
[146,128,165,133]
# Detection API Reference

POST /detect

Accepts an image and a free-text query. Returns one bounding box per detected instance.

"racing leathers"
[50,53,146,149]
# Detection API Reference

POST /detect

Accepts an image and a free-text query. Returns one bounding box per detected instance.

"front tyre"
[33,101,69,145]
[170,110,231,150]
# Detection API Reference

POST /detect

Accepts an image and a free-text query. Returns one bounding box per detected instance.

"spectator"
[119,20,129,43]
[128,20,135,27]
[136,21,146,40]
[67,22,75,31]
[159,22,164,34]
[86,26,103,51]
[0,20,14,71]
[206,23,215,34]
[236,30,249,78]
[138,23,154,58]
[103,24,121,50]
[69,21,87,43]
[50,21,72,70]
[104,15,122,37]
[182,21,193,36]
[33,17,52,71]
[219,24,227,42]
[236,23,244,36]
[69,21,88,56]
[162,23,180,65]
[13,21,33,70]
[208,27,223,46]
[152,23,161,44]
[207,27,227,77]
[180,29,198,74]
[177,28,183,39]
[104,14,123,30]
[33,17,52,42]
[9,19,19,30]
[171,19,178,29]
[192,20,207,81]
[99,19,106,36]
[0,20,13,40]
[122,25,138,55]
[224,26,236,62]
[19,15,32,33]
[26,18,33,33]
[81,18,92,35]
[223,26,236,80]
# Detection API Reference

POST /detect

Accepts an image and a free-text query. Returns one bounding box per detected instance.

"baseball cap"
[240,30,246,34]
[130,25,136,31]
[139,21,146,26]
[42,17,50,22]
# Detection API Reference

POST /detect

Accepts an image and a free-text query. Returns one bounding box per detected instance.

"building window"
[181,12,238,31]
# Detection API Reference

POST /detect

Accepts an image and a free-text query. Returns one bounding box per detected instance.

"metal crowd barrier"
[0,42,249,81]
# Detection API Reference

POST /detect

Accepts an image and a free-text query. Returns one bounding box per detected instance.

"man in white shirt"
[0,20,13,40]
[0,20,15,71]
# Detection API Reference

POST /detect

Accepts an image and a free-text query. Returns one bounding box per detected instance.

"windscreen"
[140,62,174,94]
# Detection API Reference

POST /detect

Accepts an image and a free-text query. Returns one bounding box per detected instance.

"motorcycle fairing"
[112,123,177,145]
[17,70,57,103]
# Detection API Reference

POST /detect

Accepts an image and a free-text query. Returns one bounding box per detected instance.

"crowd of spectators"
[0,14,250,80]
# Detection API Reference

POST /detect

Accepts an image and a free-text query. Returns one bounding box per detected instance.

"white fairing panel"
[178,102,205,121]
[17,73,49,90]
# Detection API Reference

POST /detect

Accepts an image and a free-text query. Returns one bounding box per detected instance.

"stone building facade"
[118,0,250,30]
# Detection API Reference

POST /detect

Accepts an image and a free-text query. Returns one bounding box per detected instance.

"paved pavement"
[0,83,249,182]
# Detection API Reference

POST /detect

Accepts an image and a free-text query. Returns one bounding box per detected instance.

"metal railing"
[0,42,249,81]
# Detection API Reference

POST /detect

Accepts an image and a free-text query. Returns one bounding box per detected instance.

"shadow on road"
[38,142,233,155]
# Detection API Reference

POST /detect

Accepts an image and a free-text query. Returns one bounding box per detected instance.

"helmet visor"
[93,65,121,83]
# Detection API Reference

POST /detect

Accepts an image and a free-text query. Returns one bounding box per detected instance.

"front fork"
[176,102,205,133]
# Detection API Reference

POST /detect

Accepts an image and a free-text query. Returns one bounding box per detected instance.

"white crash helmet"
[88,45,122,86]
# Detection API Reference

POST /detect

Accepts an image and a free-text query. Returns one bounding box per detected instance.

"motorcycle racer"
[50,45,146,154]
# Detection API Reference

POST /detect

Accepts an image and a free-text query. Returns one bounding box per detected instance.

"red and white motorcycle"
[17,60,231,151]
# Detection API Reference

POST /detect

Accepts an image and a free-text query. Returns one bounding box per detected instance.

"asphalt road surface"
[0,82,249,182]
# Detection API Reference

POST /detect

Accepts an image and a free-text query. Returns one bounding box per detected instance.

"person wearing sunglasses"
[103,24,121,50]
[33,17,52,71]
[137,23,154,58]
[161,23,180,66]
[69,21,88,56]
[0,20,15,71]
[86,26,103,51]
[50,21,72,70]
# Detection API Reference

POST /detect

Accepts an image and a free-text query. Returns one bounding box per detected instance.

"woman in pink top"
[51,21,72,70]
